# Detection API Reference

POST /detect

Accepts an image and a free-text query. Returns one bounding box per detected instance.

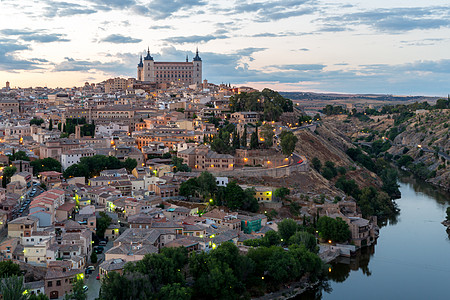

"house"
[0,237,21,260]
[99,258,126,279]
[164,207,191,221]
[238,214,268,234]
[61,148,95,170]
[231,111,259,124]
[164,238,199,252]
[39,171,63,188]
[11,171,33,190]
[177,145,234,171]
[44,261,84,299]
[24,280,45,297]
[203,209,238,225]
[12,160,33,175]
[55,202,76,221]
[8,216,39,238]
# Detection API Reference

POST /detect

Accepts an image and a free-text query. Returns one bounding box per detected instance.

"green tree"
[446,207,450,221]
[159,283,191,300]
[64,278,87,300]
[90,251,98,264]
[279,131,298,156]
[317,216,350,243]
[250,127,259,150]
[28,293,49,300]
[197,172,217,200]
[0,261,21,277]
[311,157,322,171]
[48,119,53,131]
[274,187,290,200]
[278,218,298,242]
[96,212,112,238]
[260,124,274,147]
[241,126,247,148]
[8,150,30,162]
[171,157,191,173]
[232,129,240,149]
[0,275,27,300]
[223,182,258,212]
[179,178,199,198]
[63,164,89,179]
[29,118,44,126]
[2,166,17,188]
[288,231,318,253]
[123,158,137,173]
[30,158,62,176]
[160,247,189,271]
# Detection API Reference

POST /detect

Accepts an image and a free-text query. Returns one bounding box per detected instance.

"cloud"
[0,29,70,43]
[323,6,450,33]
[233,0,316,22]
[53,57,126,73]
[270,64,326,71]
[149,25,174,30]
[0,41,42,71]
[95,0,136,9]
[43,1,98,17]
[250,32,298,38]
[100,34,142,44]
[117,0,207,20]
[163,34,227,44]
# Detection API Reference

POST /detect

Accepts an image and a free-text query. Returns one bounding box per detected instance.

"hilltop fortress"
[137,48,202,86]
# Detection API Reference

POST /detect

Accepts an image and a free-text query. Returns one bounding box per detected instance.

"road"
[86,240,113,300]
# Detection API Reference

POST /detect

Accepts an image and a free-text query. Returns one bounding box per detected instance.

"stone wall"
[209,158,309,178]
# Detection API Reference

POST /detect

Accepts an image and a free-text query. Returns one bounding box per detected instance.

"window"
[56,280,61,286]
[47,281,52,287]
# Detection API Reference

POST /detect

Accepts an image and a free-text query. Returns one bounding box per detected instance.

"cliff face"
[389,109,450,190]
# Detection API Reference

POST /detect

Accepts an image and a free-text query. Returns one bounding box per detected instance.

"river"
[302,176,450,300]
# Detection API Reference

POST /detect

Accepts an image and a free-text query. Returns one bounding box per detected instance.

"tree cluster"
[322,105,347,116]
[279,131,298,156]
[96,212,112,238]
[316,216,351,243]
[100,242,323,300]
[62,118,95,137]
[63,155,137,179]
[229,89,293,122]
[30,158,62,176]
[209,122,240,154]
[179,172,259,212]
[171,157,191,173]
[244,224,318,254]
[29,118,44,126]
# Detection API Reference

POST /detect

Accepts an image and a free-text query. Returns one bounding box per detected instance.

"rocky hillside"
[327,108,450,191]
[235,122,382,201]
[389,109,450,190]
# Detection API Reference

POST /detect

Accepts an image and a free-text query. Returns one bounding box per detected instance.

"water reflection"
[399,173,450,206]
[302,177,450,300]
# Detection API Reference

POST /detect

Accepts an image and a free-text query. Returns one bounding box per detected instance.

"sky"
[0,0,449,95]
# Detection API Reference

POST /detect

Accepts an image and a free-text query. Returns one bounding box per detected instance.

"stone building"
[137,48,202,85]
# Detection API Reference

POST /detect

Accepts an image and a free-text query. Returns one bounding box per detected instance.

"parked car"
[96,275,100,280]
[99,240,107,246]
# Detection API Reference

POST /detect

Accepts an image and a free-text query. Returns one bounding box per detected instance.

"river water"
[303,176,450,300]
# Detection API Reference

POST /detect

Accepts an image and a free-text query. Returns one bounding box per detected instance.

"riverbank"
[305,179,450,299]
[252,278,320,300]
